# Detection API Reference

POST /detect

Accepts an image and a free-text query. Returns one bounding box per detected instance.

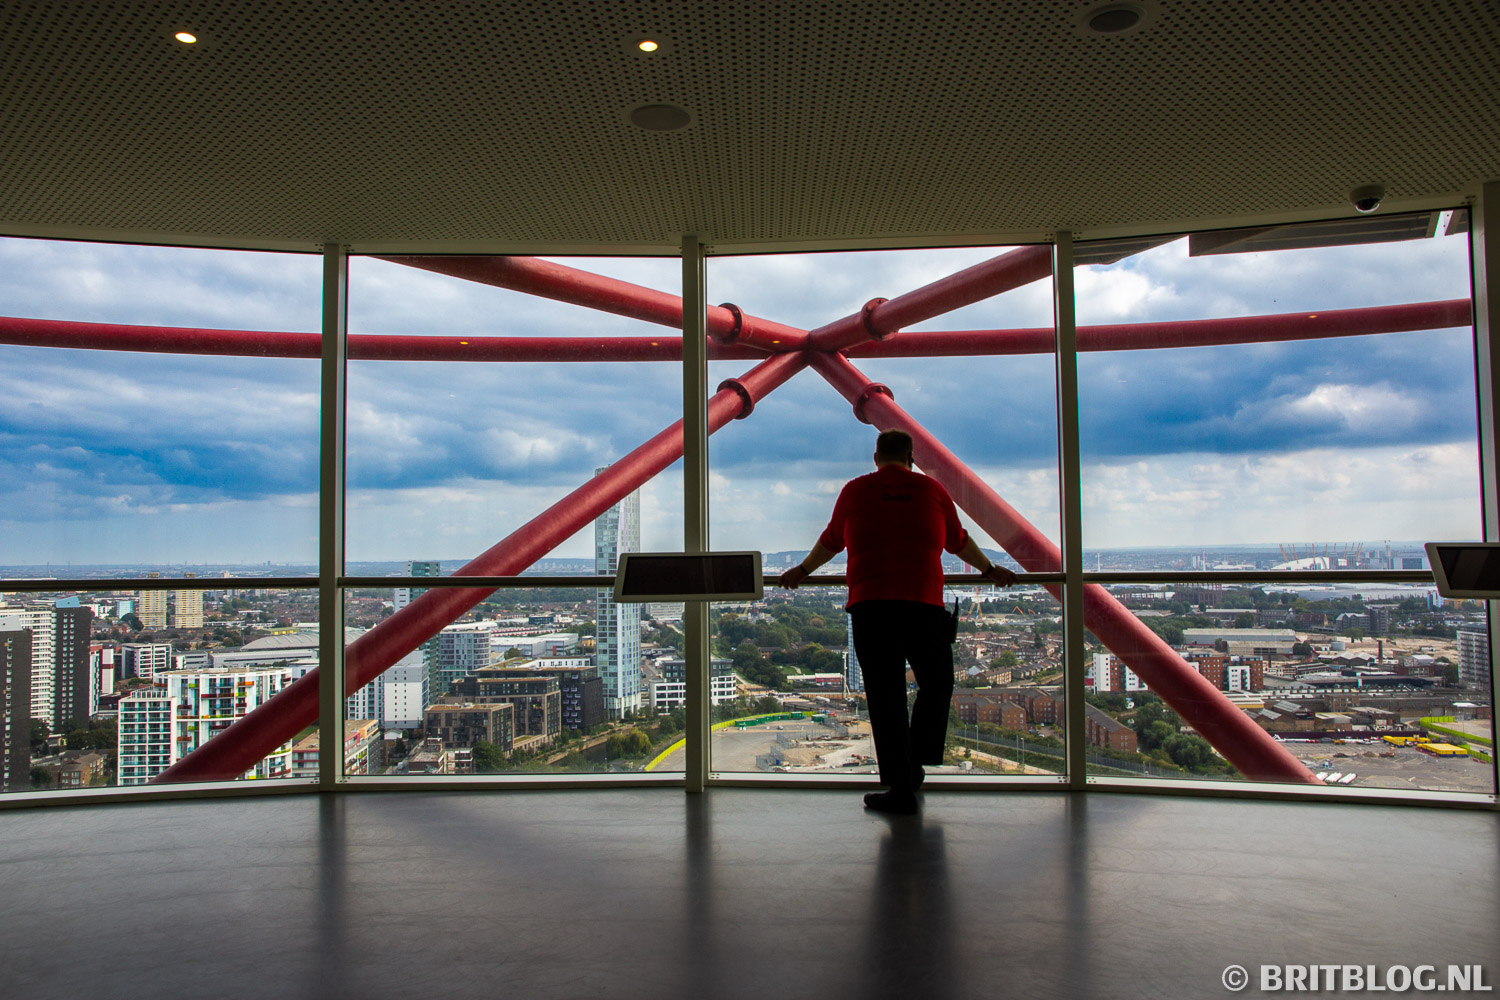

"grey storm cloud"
[0,228,1477,561]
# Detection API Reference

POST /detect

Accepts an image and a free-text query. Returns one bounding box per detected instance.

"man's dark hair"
[874,429,914,465]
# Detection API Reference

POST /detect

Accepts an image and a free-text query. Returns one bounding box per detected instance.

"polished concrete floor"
[2,789,1497,1000]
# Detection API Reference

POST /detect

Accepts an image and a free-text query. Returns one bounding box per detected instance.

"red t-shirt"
[817,464,969,608]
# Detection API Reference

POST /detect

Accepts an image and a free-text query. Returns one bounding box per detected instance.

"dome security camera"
[1350,184,1384,214]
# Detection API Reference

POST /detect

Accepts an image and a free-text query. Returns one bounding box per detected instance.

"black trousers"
[850,600,954,793]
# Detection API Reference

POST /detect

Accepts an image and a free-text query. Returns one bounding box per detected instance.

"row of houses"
[951,687,1137,752]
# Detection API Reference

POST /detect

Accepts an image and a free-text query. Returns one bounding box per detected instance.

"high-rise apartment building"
[93,644,115,699]
[436,621,497,694]
[1088,653,1144,693]
[845,613,864,693]
[395,560,442,695]
[594,469,641,718]
[393,560,442,611]
[448,667,561,741]
[116,688,176,785]
[344,669,383,726]
[382,650,429,730]
[0,603,55,726]
[289,720,384,778]
[117,665,295,784]
[541,662,605,730]
[137,576,168,628]
[1456,624,1490,689]
[174,576,204,628]
[120,642,172,683]
[1,622,33,792]
[51,598,94,730]
[650,657,736,710]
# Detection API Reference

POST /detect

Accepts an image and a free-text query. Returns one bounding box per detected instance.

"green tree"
[471,741,507,772]
[1147,620,1184,646]
[1291,641,1314,657]
[65,723,116,752]
[1162,733,1215,771]
[1086,691,1128,713]
[1131,698,1179,738]
[28,718,50,752]
[996,650,1019,669]
[731,639,766,681]
[1233,612,1255,628]
[1346,626,1365,641]
[605,730,652,758]
[752,695,781,714]
[1140,719,1176,752]
[803,644,843,674]
[1442,662,1461,686]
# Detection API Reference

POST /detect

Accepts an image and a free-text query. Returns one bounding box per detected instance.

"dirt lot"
[1286,741,1494,794]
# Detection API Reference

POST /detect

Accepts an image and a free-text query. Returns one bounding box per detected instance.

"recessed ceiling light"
[630,104,692,131]
[174,31,197,44]
[630,35,670,55]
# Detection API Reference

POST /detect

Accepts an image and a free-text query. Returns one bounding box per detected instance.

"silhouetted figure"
[780,429,1015,813]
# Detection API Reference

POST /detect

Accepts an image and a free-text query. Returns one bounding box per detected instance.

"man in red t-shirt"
[780,429,1016,814]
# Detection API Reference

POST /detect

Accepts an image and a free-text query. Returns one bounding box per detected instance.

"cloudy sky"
[0,217,1478,569]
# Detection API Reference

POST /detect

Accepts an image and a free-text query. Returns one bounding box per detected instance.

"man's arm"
[778,540,837,589]
[957,536,1018,587]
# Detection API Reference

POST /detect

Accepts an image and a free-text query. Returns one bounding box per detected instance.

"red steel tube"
[845,298,1474,358]
[377,255,809,353]
[0,315,769,362]
[153,350,808,783]
[4,298,1467,362]
[810,351,1318,784]
[805,245,1054,353]
[0,316,321,357]
[352,336,766,362]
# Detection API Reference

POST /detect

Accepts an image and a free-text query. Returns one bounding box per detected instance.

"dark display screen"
[1432,544,1500,597]
[616,552,761,600]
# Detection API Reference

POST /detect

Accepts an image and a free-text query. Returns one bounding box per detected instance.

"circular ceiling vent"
[1076,2,1154,37]
[629,104,692,131]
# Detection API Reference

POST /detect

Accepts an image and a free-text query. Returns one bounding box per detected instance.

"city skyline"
[0,220,1479,565]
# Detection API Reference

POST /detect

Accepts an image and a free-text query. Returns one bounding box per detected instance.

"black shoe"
[863,791,918,815]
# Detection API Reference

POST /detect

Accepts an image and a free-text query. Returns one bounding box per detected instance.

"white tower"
[594,468,642,718]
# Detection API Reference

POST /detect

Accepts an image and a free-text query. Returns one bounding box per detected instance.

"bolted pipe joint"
[861,297,896,341]
[852,382,894,423]
[712,303,745,343]
[716,377,757,418]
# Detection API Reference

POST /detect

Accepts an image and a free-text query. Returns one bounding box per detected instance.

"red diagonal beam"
[377,255,809,353]
[844,299,1474,357]
[811,351,1318,785]
[804,245,1054,353]
[153,350,809,783]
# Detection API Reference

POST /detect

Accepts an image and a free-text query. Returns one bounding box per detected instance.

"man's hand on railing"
[981,564,1018,588]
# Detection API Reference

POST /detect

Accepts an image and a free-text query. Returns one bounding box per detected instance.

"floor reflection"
[860,814,956,997]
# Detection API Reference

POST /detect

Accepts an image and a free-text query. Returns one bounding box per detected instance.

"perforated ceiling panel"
[1,1,1497,250]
